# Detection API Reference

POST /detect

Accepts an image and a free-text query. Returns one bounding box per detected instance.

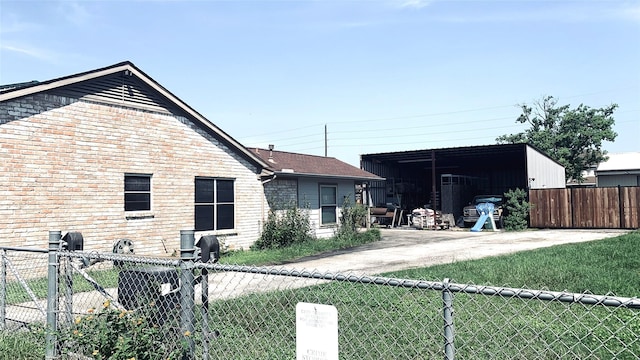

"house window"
[124,174,151,211]
[195,178,235,231]
[320,185,337,225]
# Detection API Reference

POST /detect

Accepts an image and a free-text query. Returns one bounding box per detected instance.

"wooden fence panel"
[621,187,640,228]
[529,186,639,229]
[529,188,572,228]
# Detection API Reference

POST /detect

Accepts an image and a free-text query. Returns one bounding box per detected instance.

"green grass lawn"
[386,230,640,297]
[3,230,639,359]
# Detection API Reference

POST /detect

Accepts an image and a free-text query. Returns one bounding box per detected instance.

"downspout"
[262,173,277,185]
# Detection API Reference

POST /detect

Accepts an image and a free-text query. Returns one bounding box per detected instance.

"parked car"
[462,195,504,228]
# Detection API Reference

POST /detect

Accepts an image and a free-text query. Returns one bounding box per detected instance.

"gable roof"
[596,152,640,173]
[250,147,384,181]
[0,61,272,172]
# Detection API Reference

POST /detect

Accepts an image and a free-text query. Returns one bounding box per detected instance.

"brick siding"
[264,178,298,210]
[0,94,267,254]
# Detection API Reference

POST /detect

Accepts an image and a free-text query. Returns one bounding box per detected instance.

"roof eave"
[596,170,640,175]
[274,171,385,181]
[0,61,271,170]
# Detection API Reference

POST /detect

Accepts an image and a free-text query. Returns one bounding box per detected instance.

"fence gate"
[0,247,49,329]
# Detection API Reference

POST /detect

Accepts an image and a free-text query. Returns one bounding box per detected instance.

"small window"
[195,178,235,231]
[320,185,337,225]
[124,174,151,211]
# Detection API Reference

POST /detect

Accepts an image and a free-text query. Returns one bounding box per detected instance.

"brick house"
[0,62,277,254]
[0,62,383,254]
[251,147,384,238]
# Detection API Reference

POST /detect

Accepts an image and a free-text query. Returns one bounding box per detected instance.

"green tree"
[496,96,617,182]
[502,188,530,231]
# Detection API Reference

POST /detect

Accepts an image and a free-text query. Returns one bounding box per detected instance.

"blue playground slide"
[470,213,489,232]
[470,203,494,232]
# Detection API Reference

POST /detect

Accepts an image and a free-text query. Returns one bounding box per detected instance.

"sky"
[1,0,639,167]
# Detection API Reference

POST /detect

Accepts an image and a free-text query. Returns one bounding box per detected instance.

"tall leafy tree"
[496,96,618,182]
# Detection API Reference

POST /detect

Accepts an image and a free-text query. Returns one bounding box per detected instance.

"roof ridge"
[250,147,337,160]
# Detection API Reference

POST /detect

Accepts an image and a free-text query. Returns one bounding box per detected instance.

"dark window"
[320,185,337,225]
[195,178,235,231]
[124,174,151,211]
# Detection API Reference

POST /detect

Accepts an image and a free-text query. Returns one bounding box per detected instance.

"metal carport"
[360,143,564,221]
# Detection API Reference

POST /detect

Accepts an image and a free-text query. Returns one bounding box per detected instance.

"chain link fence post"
[0,249,6,330]
[46,230,61,360]
[443,278,455,360]
[180,230,196,360]
[201,263,210,360]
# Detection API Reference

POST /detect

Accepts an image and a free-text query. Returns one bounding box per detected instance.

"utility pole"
[324,124,327,157]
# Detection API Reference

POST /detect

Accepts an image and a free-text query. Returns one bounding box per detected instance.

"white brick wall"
[0,94,268,254]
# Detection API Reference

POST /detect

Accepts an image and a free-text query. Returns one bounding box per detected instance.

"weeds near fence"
[0,325,45,360]
[58,299,187,360]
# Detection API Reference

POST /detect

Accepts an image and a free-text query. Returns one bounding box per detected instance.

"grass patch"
[386,230,640,297]
[0,327,45,360]
[219,229,381,265]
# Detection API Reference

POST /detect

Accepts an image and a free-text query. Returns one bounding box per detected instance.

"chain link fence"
[1,231,639,359]
[0,247,49,329]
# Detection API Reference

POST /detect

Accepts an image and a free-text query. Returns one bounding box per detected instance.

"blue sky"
[1,0,638,166]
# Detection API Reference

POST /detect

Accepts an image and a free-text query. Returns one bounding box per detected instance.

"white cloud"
[0,44,53,61]
[398,0,433,9]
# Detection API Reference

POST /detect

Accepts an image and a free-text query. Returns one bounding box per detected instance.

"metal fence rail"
[1,232,639,359]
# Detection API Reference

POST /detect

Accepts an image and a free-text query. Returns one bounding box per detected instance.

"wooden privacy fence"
[529,187,640,229]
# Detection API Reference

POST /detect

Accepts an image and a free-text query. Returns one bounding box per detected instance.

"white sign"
[296,302,339,360]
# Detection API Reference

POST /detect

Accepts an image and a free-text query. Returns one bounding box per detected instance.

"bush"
[58,300,187,360]
[253,205,315,250]
[335,196,368,240]
[503,188,530,231]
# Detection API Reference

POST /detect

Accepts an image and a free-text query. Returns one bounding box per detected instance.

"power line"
[237,90,638,144]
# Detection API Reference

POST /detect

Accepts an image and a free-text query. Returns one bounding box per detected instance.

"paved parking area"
[290,228,630,275]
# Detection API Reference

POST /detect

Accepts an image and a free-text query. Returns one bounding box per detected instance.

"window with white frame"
[320,184,337,225]
[195,177,235,231]
[124,174,151,211]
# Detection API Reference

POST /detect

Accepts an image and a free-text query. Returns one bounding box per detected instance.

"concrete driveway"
[290,228,630,275]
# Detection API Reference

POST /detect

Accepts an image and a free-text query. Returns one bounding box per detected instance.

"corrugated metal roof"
[250,147,384,181]
[597,152,640,172]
